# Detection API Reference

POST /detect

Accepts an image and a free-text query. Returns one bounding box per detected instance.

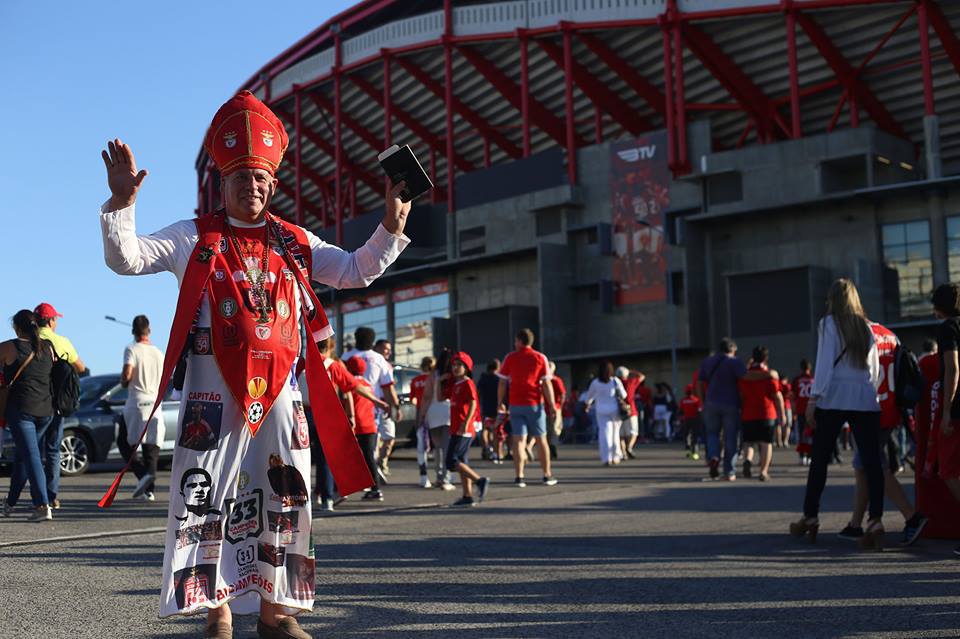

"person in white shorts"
[121,315,166,501]
[373,340,398,476]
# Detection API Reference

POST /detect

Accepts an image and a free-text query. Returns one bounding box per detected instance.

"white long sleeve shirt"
[811,315,881,412]
[583,377,627,416]
[99,202,409,288]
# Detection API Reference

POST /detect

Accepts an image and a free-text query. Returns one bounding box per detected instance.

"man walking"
[119,315,165,501]
[34,302,86,509]
[372,339,398,477]
[698,338,747,481]
[497,329,558,487]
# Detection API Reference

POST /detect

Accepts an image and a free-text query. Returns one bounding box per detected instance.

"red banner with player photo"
[610,131,671,305]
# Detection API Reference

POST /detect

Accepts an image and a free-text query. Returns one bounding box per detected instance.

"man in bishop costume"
[98,91,412,639]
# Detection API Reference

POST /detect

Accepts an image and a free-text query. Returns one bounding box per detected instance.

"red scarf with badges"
[99,212,372,507]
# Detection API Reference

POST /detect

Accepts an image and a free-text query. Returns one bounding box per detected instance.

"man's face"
[375,342,392,359]
[222,168,277,221]
[192,404,203,419]
[182,473,210,506]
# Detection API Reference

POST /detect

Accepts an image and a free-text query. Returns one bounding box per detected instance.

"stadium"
[194,0,960,388]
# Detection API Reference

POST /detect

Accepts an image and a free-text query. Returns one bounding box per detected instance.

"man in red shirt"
[497,328,558,487]
[544,361,566,460]
[616,367,644,458]
[410,356,434,488]
[840,323,928,545]
[679,384,703,460]
[738,347,784,481]
[635,380,653,442]
[345,357,389,503]
[446,351,490,506]
[793,360,815,464]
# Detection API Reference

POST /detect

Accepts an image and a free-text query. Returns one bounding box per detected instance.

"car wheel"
[60,429,92,476]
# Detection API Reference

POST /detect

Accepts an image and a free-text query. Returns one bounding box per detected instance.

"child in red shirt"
[679,384,703,460]
[346,356,389,502]
[737,346,784,481]
[446,351,490,507]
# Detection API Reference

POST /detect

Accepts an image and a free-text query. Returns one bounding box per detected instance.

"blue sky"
[0,1,355,374]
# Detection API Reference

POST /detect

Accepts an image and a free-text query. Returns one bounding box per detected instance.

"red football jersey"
[679,395,702,419]
[870,322,901,429]
[450,377,480,436]
[918,352,942,431]
[499,347,550,406]
[624,376,642,417]
[792,373,814,415]
[547,376,566,411]
[410,373,428,405]
[351,378,378,435]
[738,367,779,421]
[780,379,793,411]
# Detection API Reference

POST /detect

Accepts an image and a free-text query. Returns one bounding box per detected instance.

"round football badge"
[219,297,238,318]
[277,299,290,319]
[247,401,264,424]
[255,325,272,341]
[214,270,226,282]
[237,470,250,491]
[247,377,268,399]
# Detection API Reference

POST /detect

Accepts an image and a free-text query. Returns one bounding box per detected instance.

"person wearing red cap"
[34,302,86,510]
[344,356,389,503]
[99,91,413,639]
[447,352,490,506]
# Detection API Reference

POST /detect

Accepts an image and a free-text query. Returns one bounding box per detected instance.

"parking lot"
[1,445,958,639]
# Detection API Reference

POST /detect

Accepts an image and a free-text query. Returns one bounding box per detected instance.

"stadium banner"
[610,131,671,305]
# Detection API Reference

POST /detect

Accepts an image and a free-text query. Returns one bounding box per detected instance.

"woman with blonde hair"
[790,278,885,549]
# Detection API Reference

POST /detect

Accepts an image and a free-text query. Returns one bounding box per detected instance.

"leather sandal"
[257,616,312,639]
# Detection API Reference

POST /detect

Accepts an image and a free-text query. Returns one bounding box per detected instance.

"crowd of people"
[0,303,86,521]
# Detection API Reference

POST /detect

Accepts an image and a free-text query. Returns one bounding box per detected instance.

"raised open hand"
[102,138,148,211]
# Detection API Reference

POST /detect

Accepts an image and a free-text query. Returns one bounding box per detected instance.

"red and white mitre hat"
[203,91,289,176]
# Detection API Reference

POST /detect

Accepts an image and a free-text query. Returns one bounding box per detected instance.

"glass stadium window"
[393,292,449,367]
[882,220,933,319]
[341,304,387,352]
[946,216,960,283]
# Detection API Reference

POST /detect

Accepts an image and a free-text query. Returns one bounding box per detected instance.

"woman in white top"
[419,348,454,489]
[791,279,885,549]
[582,361,628,465]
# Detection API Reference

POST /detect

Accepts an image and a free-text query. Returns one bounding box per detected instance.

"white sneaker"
[419,475,433,489]
[28,505,52,522]
[319,498,334,512]
[440,481,456,491]
[132,473,155,499]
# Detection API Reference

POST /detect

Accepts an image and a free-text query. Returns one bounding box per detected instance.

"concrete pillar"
[924,115,942,180]
[928,192,948,285]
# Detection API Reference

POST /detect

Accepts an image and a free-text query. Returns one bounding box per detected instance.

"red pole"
[918,0,935,116]
[483,137,491,167]
[430,146,438,203]
[850,91,859,127]
[350,173,357,219]
[786,8,802,138]
[334,33,343,245]
[673,22,688,172]
[444,0,455,214]
[519,29,531,157]
[383,53,393,147]
[562,24,577,184]
[661,22,676,172]
[294,87,304,226]
[594,107,603,144]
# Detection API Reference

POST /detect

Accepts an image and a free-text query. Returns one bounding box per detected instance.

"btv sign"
[609,132,670,305]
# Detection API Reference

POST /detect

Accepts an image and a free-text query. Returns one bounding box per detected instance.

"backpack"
[50,355,80,417]
[893,345,924,410]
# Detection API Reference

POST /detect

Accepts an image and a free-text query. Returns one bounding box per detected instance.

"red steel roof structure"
[195,0,960,242]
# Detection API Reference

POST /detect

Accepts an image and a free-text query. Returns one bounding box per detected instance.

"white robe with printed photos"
[100,203,408,616]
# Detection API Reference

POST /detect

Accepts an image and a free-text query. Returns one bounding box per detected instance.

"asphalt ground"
[0,443,957,639]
